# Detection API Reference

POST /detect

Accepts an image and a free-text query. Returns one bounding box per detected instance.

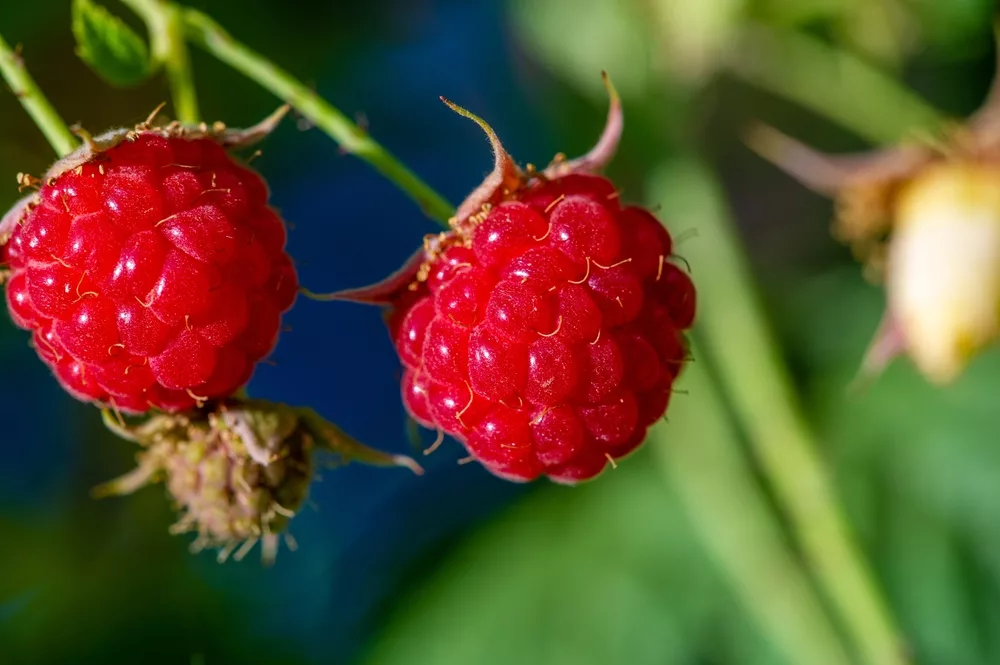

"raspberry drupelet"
[0,109,297,414]
[323,79,696,484]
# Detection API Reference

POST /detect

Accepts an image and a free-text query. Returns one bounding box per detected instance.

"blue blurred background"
[2,0,1000,664]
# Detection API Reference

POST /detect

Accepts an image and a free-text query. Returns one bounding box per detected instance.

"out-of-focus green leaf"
[0,590,38,624]
[750,0,917,68]
[883,494,981,665]
[832,1,917,69]
[365,461,732,665]
[647,0,747,84]
[511,0,654,100]
[906,0,994,56]
[729,24,943,145]
[751,0,848,26]
[72,0,153,87]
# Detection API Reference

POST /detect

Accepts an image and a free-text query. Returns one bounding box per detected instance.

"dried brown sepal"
[441,97,525,235]
[852,312,908,392]
[543,72,623,178]
[744,123,936,195]
[301,245,429,305]
[833,180,898,272]
[214,104,292,149]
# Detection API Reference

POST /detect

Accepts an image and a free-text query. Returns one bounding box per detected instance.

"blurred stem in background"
[0,34,77,158]
[121,0,201,123]
[651,350,853,665]
[728,23,943,143]
[180,7,456,225]
[648,158,907,665]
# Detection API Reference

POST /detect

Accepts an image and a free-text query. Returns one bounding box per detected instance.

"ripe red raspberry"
[0,113,297,414]
[328,82,694,484]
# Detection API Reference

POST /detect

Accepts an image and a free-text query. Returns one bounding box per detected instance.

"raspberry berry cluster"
[328,88,695,483]
[1,110,297,413]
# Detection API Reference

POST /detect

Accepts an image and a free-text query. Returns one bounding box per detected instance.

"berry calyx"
[320,77,695,484]
[1,109,298,413]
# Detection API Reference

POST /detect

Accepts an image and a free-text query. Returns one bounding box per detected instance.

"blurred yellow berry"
[889,162,1000,382]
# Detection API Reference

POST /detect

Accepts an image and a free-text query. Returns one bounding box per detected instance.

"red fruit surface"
[1,133,297,413]
[394,174,693,483]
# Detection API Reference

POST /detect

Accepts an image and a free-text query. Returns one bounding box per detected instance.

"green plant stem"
[180,8,455,226]
[120,0,200,123]
[0,34,77,158]
[728,23,943,144]
[651,352,853,665]
[648,156,907,665]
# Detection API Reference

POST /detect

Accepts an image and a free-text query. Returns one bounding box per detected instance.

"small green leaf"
[72,0,153,87]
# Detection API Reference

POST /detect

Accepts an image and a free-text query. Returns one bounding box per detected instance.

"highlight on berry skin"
[747,50,1000,386]
[316,78,696,484]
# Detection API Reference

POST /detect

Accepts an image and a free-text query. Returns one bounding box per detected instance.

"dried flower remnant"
[95,399,421,564]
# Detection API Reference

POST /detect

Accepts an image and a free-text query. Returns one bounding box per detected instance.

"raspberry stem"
[180,8,456,226]
[120,0,201,124]
[0,34,78,158]
[649,157,908,665]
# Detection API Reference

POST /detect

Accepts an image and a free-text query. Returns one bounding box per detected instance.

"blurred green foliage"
[2,0,1000,664]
